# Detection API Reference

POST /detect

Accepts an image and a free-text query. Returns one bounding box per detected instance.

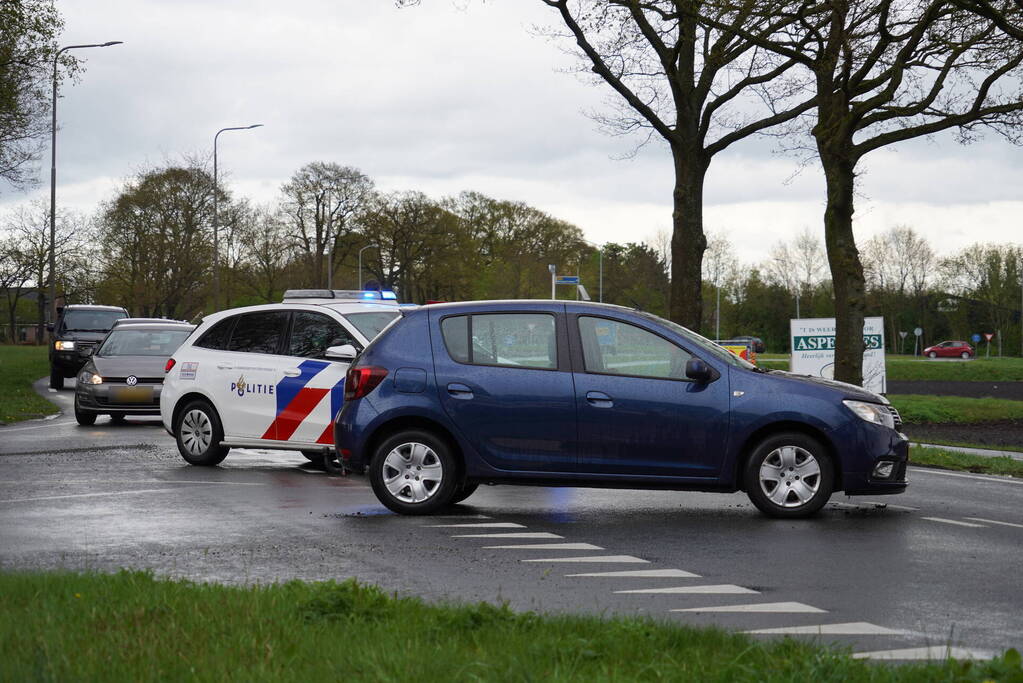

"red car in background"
[923,340,974,359]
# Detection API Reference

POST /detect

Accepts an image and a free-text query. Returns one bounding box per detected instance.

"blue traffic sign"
[971,333,982,343]
[555,275,580,285]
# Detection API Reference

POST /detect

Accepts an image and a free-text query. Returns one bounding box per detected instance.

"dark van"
[48,304,129,389]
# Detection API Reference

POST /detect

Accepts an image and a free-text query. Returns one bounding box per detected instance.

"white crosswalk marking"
[616,585,757,595]
[483,543,604,551]
[852,646,995,661]
[921,517,986,528]
[567,569,701,578]
[522,555,649,564]
[746,622,903,635]
[452,532,564,539]
[672,602,826,614]
[425,522,525,528]
[964,517,1023,529]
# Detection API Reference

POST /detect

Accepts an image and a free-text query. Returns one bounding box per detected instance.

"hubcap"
[759,446,821,508]
[381,442,443,504]
[180,409,213,456]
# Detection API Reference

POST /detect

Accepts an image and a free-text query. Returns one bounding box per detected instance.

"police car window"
[345,311,401,340]
[578,316,691,380]
[194,317,236,350]
[441,316,469,363]
[469,313,557,369]
[227,312,289,354]
[289,312,358,358]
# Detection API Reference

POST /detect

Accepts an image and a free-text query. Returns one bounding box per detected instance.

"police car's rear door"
[266,310,357,447]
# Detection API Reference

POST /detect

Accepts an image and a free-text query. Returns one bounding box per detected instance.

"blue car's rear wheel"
[369,430,458,514]
[744,432,833,518]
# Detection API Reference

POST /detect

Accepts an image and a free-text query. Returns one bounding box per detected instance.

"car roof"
[198,301,402,324]
[109,322,195,331]
[420,299,635,314]
[63,304,128,312]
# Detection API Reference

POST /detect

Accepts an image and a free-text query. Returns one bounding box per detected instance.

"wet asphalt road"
[1,380,1021,660]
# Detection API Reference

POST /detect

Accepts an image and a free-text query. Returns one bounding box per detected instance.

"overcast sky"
[2,0,1021,267]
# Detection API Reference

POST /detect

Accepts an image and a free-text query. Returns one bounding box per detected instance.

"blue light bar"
[381,290,397,300]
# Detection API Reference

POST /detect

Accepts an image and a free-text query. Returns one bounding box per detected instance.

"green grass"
[0,570,1019,681]
[888,395,1023,424]
[911,445,1023,477]
[753,355,1023,381]
[0,345,58,424]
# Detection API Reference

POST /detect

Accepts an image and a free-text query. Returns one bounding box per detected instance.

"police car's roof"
[199,300,401,324]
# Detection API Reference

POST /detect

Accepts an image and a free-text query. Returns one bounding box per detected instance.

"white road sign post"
[790,317,886,394]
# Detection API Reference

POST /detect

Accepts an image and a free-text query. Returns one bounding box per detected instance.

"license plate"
[110,386,153,403]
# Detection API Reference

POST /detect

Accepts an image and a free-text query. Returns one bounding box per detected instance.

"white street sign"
[790,317,886,394]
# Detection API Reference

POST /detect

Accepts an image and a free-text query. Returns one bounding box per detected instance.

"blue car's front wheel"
[744,432,834,518]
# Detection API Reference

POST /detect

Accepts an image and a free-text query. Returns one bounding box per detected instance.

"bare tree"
[0,233,33,342]
[236,206,291,303]
[399,0,817,331]
[765,227,826,316]
[702,0,1023,383]
[279,162,374,288]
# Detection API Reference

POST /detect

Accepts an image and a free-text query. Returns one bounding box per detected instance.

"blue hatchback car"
[334,301,908,518]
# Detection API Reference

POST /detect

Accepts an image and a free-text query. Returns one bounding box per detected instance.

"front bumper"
[76,381,163,415]
[837,421,910,495]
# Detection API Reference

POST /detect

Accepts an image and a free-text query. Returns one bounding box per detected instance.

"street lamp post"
[213,124,262,310]
[358,244,378,289]
[49,41,122,328]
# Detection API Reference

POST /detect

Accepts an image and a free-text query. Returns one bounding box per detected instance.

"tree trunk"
[669,146,708,331]
[819,148,865,385]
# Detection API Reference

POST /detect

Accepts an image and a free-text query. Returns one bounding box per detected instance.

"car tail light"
[344,366,388,401]
[165,358,176,373]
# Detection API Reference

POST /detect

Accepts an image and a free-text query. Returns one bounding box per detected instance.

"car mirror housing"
[324,344,358,362]
[685,358,717,383]
[46,323,54,333]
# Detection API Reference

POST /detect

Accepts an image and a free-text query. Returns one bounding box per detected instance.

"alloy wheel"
[758,445,821,508]
[381,442,443,504]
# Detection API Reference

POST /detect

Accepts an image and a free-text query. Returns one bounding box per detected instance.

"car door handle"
[447,383,474,399]
[585,391,613,408]
[283,368,302,377]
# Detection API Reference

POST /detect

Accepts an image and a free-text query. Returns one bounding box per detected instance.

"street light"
[49,41,122,327]
[358,244,379,289]
[213,124,262,310]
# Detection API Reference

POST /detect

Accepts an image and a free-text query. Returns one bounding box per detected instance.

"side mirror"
[46,323,54,332]
[685,358,716,383]
[324,344,358,362]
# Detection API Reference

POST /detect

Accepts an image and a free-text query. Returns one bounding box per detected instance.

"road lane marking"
[616,585,757,595]
[672,602,826,614]
[567,569,701,578]
[746,622,903,635]
[453,532,564,539]
[47,388,57,393]
[964,517,1023,529]
[522,555,648,564]
[852,646,995,661]
[483,543,603,550]
[921,517,986,528]
[423,527,523,531]
[0,486,238,504]
[428,514,492,519]
[909,467,1023,486]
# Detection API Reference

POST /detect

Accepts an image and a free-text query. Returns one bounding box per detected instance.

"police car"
[160,290,402,467]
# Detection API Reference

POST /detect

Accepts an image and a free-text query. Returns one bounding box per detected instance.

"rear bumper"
[76,382,163,415]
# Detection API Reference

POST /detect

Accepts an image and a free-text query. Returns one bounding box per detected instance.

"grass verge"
[1,570,1019,682]
[888,394,1023,424]
[911,445,1023,477]
[754,356,1023,381]
[0,345,58,424]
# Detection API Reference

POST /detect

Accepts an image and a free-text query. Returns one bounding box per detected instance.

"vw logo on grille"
[126,376,138,386]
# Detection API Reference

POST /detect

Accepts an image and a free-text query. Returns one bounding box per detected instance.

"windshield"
[97,328,192,357]
[62,310,127,332]
[636,311,757,371]
[344,311,401,340]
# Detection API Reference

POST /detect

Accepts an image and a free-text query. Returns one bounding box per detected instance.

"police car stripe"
[315,377,347,444]
[260,360,329,440]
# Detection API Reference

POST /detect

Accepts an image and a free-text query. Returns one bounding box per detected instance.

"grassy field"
[1,570,1019,682]
[911,445,1023,477]
[755,355,1023,381]
[888,395,1023,424]
[0,345,58,424]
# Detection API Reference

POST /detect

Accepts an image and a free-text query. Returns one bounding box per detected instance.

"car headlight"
[843,400,894,429]
[55,340,75,351]
[79,371,103,385]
